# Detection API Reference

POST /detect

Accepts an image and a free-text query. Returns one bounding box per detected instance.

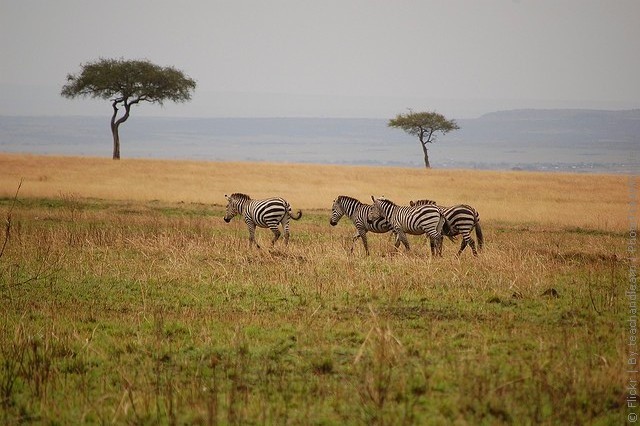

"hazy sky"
[1,0,638,118]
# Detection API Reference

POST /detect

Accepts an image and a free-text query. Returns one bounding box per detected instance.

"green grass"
[0,196,627,424]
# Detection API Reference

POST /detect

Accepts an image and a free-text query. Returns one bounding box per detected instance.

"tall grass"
[0,178,627,424]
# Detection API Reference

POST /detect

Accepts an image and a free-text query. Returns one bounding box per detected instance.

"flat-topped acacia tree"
[388,110,459,168]
[61,58,196,159]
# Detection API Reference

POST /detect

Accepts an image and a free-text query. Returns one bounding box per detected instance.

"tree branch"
[426,129,435,144]
[111,100,119,123]
[114,100,133,127]
[418,128,426,146]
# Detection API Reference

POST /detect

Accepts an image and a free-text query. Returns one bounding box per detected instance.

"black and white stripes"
[224,193,302,248]
[223,192,484,256]
[368,196,447,256]
[410,199,483,256]
[330,195,393,255]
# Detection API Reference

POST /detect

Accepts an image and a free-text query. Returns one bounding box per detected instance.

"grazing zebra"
[224,193,302,248]
[368,196,446,256]
[410,199,484,256]
[330,195,394,255]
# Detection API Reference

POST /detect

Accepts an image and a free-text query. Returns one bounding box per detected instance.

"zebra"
[368,196,446,256]
[329,195,394,255]
[224,193,302,248]
[410,199,484,256]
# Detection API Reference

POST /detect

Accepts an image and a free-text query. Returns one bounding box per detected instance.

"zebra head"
[329,197,345,226]
[224,193,250,223]
[367,196,386,224]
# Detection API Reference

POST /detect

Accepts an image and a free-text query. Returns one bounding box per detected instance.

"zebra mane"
[337,195,362,205]
[410,199,437,206]
[375,196,397,207]
[229,193,251,201]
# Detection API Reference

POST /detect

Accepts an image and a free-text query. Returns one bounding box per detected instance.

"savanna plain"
[0,153,630,424]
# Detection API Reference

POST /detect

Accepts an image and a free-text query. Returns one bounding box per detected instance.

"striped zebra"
[410,199,484,256]
[368,196,446,256]
[224,193,302,248]
[330,195,394,255]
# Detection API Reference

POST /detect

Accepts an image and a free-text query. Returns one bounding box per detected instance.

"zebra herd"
[223,193,483,256]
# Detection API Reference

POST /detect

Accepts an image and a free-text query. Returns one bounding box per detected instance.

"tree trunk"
[110,99,132,160]
[419,129,432,168]
[110,101,121,160]
[420,142,431,168]
[111,122,121,160]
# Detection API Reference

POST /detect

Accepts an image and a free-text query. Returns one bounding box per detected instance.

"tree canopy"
[388,110,459,168]
[61,58,196,159]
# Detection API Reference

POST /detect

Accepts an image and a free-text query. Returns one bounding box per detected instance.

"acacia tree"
[61,58,196,159]
[388,110,459,168]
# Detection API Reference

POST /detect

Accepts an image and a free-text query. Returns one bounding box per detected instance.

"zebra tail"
[290,209,303,220]
[475,220,484,251]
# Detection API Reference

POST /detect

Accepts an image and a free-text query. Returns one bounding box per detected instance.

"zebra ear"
[371,195,375,202]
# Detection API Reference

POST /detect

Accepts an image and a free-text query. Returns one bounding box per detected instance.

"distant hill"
[479,108,640,121]
[446,109,639,172]
[457,108,640,145]
[0,109,638,173]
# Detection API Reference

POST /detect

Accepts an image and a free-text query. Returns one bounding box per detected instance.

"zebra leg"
[396,230,410,251]
[269,224,282,246]
[247,222,260,249]
[395,233,404,249]
[350,233,360,253]
[430,235,443,256]
[360,232,370,256]
[351,228,369,255]
[394,236,401,248]
[457,238,468,256]
[468,238,478,256]
[282,217,291,245]
[390,230,402,249]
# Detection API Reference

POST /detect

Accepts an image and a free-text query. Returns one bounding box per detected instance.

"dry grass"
[0,153,630,424]
[0,153,627,231]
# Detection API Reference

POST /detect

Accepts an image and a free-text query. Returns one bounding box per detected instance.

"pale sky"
[1,0,638,118]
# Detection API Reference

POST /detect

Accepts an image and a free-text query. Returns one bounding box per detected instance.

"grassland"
[0,153,631,424]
